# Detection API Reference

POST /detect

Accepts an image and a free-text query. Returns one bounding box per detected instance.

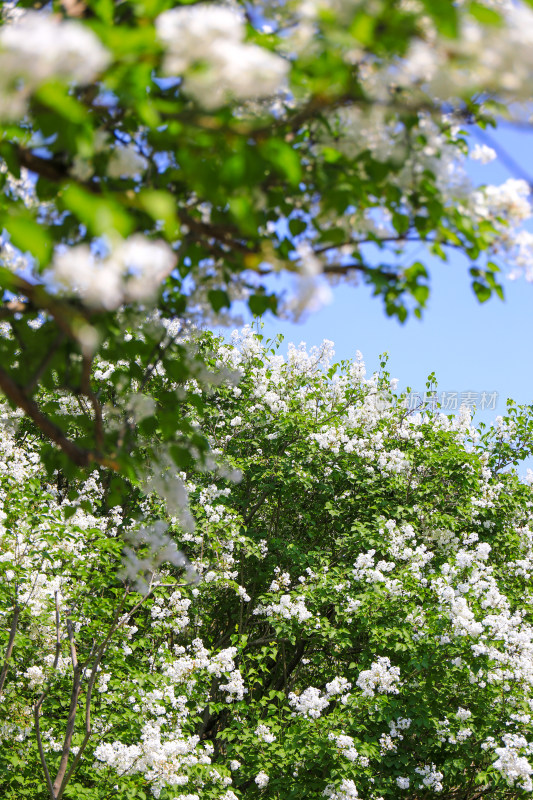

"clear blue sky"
[234,123,533,433]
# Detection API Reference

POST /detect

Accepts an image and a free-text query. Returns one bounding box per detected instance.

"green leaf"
[61,184,133,236]
[472,280,492,303]
[138,190,180,237]
[260,140,302,187]
[420,0,458,37]
[289,218,307,237]
[249,293,277,316]
[412,284,429,306]
[35,82,88,123]
[469,2,502,25]
[208,289,231,312]
[349,13,375,45]
[0,142,20,178]
[3,215,51,265]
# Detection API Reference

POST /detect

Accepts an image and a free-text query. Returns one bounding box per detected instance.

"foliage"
[0,0,533,480]
[4,328,533,799]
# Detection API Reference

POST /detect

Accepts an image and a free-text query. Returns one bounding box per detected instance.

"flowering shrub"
[3,326,533,799]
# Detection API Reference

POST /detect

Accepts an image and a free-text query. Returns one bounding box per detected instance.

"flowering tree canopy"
[4,328,533,800]
[1,0,533,482]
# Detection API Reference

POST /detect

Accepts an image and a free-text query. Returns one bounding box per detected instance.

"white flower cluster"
[93,637,249,794]
[151,592,192,634]
[328,733,368,764]
[325,676,352,697]
[47,235,176,311]
[0,11,110,119]
[402,2,533,102]
[356,656,401,698]
[288,686,330,719]
[288,674,351,720]
[255,723,276,744]
[94,727,212,799]
[119,521,191,595]
[255,770,270,788]
[414,763,444,792]
[483,734,533,792]
[254,592,313,623]
[469,178,533,281]
[159,639,247,704]
[24,664,47,690]
[107,143,148,180]
[380,715,412,752]
[470,144,497,164]
[156,4,288,108]
[456,707,472,722]
[323,778,359,800]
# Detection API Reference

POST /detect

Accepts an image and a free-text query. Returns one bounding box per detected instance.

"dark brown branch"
[25,332,66,393]
[34,591,62,800]
[56,589,156,799]
[0,300,29,320]
[0,365,119,470]
[52,618,81,798]
[312,234,420,256]
[178,210,259,255]
[0,604,20,699]
[273,641,306,691]
[242,489,272,526]
[6,275,90,338]
[14,145,69,184]
[257,260,400,282]
[81,356,104,450]
[322,262,399,280]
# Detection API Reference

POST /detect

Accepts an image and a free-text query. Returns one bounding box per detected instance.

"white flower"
[396,777,410,789]
[255,770,270,788]
[323,779,359,799]
[47,236,176,310]
[356,656,401,697]
[491,734,533,792]
[156,4,287,108]
[470,144,497,164]
[255,723,276,744]
[107,144,148,179]
[288,686,329,718]
[0,11,109,89]
[325,676,352,697]
[24,665,46,689]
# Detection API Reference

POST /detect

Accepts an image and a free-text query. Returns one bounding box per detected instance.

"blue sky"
[235,123,533,433]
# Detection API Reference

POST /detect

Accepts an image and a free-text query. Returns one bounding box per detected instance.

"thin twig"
[81,356,104,450]
[25,332,66,393]
[56,587,156,798]
[0,365,118,470]
[52,617,82,797]
[34,591,62,800]
[0,604,20,699]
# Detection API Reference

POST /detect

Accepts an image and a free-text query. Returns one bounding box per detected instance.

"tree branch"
[56,588,156,799]
[0,604,20,699]
[14,145,70,184]
[81,355,104,451]
[0,365,119,470]
[52,618,81,798]
[34,591,62,800]
[25,332,66,393]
